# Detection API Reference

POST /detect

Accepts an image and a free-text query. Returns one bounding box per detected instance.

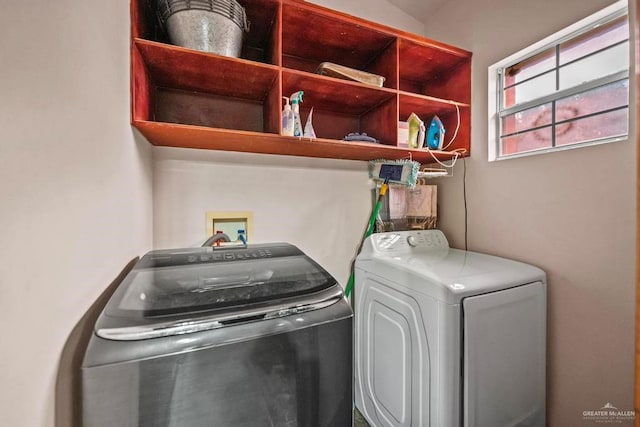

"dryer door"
[463,281,546,427]
[355,275,430,427]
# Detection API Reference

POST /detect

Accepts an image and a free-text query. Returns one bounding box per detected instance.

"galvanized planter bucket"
[157,0,249,57]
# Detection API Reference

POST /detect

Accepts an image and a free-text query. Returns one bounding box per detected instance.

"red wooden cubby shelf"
[131,0,472,163]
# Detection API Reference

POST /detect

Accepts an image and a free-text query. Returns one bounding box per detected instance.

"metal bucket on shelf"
[157,0,249,57]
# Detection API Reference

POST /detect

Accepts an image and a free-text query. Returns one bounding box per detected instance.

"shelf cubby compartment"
[281,2,398,89]
[398,38,471,104]
[282,70,397,144]
[399,92,470,153]
[134,39,280,133]
[133,0,281,66]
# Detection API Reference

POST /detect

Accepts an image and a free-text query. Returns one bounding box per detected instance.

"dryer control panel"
[370,230,449,253]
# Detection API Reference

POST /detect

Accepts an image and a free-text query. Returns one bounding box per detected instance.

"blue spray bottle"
[290,91,304,137]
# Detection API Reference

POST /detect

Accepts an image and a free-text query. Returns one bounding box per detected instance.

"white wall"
[424,1,636,425]
[0,0,154,425]
[154,149,371,284]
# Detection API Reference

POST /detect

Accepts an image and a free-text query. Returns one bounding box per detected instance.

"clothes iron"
[407,112,426,149]
[426,115,445,150]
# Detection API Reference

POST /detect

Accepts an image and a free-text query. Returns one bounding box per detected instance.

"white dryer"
[354,230,546,427]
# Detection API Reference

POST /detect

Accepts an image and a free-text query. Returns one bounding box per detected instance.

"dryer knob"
[407,235,418,247]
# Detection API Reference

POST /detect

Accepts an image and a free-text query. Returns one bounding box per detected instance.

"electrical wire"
[424,102,464,171]
[442,103,460,150]
[426,148,466,169]
[418,100,467,249]
[463,157,468,251]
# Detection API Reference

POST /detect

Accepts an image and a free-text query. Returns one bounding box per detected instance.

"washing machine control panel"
[372,230,449,253]
[141,244,302,268]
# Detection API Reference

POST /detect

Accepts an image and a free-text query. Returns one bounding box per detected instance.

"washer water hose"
[202,233,231,247]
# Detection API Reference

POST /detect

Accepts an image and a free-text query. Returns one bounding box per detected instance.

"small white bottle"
[281,96,294,136]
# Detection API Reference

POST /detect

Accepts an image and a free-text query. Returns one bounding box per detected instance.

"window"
[488,1,629,161]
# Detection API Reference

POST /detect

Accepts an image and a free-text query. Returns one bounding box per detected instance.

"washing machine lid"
[101,243,338,321]
[356,231,546,303]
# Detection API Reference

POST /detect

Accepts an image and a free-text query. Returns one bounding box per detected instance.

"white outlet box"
[206,211,253,242]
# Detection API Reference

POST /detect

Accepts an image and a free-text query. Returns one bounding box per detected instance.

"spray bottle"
[290,91,304,137]
[281,97,294,136]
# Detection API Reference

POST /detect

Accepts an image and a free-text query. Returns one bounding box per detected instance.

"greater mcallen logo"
[582,402,635,423]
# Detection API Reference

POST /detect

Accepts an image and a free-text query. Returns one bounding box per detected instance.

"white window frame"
[488,0,629,161]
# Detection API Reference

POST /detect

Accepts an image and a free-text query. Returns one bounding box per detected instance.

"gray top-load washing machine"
[82,243,353,427]
[354,230,546,427]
